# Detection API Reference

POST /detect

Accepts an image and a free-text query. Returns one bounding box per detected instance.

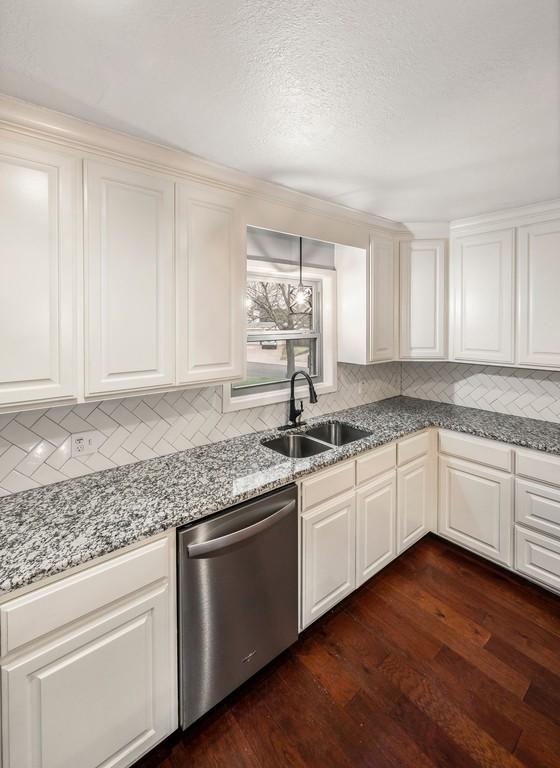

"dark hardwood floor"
[135,534,560,768]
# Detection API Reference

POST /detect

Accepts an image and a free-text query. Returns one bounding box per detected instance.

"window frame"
[222,259,337,412]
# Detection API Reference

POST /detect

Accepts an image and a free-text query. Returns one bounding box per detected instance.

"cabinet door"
[1,584,176,768]
[397,455,431,553]
[301,491,356,628]
[438,455,513,566]
[356,471,396,586]
[85,160,175,395]
[400,239,446,359]
[450,229,514,363]
[0,134,77,408]
[518,219,560,367]
[369,234,396,362]
[176,181,244,384]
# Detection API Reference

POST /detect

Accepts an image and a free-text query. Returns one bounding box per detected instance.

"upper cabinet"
[84,160,175,396]
[399,239,446,359]
[336,235,397,365]
[517,219,560,368]
[0,134,78,408]
[370,234,397,362]
[176,181,245,385]
[450,228,515,364]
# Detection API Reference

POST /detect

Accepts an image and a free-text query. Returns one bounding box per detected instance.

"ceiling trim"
[450,199,560,234]
[0,94,407,235]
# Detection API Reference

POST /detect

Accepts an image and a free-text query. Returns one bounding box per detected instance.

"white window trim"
[222,260,337,412]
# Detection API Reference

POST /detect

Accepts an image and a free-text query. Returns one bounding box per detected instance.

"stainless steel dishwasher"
[177,484,298,728]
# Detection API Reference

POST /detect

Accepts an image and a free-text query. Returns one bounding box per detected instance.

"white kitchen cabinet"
[84,160,175,396]
[335,235,397,365]
[370,234,397,362]
[397,454,431,553]
[1,586,172,768]
[176,181,245,385]
[356,471,397,586]
[399,239,446,359]
[0,133,78,409]
[517,218,560,368]
[301,491,356,628]
[515,526,560,593]
[438,455,513,566]
[0,535,177,768]
[450,228,515,364]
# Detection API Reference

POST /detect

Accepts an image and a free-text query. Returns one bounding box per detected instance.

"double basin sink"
[262,421,372,458]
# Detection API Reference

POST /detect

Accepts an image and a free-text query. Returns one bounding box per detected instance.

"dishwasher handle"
[186,499,296,559]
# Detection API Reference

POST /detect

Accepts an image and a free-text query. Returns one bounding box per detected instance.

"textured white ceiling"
[1,0,558,221]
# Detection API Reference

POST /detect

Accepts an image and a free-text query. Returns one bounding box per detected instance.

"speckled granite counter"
[1,396,560,596]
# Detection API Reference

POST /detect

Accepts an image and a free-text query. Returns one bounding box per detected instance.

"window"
[223,257,337,412]
[233,273,321,395]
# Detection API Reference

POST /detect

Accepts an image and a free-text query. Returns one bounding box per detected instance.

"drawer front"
[515,526,560,593]
[397,431,430,466]
[439,430,512,472]
[0,537,170,655]
[301,461,355,511]
[356,443,396,486]
[516,479,560,539]
[516,449,560,487]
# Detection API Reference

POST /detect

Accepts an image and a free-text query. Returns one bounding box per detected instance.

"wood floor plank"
[134,535,560,768]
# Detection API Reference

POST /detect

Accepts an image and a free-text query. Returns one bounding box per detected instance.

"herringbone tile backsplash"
[0,363,400,496]
[2,361,560,497]
[402,362,560,423]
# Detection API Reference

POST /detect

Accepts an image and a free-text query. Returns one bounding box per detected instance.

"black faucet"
[284,370,318,428]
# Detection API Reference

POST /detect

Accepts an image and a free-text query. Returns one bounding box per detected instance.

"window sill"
[221,378,338,413]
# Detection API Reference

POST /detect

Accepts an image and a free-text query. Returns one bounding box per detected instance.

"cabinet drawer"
[397,431,430,466]
[516,449,560,487]
[0,537,169,655]
[356,443,396,486]
[439,430,512,472]
[301,461,355,511]
[516,479,560,538]
[515,526,560,593]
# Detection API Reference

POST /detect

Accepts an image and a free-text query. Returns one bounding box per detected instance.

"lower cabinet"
[397,455,431,553]
[301,491,356,628]
[438,455,513,566]
[0,536,177,768]
[356,471,397,586]
[515,525,560,592]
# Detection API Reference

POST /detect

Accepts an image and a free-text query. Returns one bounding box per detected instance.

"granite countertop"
[1,395,560,597]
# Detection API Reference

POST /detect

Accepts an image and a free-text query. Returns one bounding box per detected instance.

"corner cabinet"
[399,239,446,359]
[0,133,78,408]
[84,160,176,396]
[176,181,245,385]
[450,228,515,364]
[0,534,177,768]
[517,218,560,368]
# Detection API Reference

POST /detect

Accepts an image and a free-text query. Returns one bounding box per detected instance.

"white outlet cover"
[71,430,104,457]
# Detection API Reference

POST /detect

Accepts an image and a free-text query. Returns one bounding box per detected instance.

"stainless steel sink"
[305,421,372,446]
[261,434,332,458]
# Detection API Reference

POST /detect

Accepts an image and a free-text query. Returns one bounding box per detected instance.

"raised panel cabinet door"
[397,455,431,553]
[0,134,78,407]
[450,228,514,363]
[369,234,396,362]
[1,584,176,768]
[400,239,446,359]
[176,181,244,384]
[518,218,560,367]
[85,160,175,395]
[301,491,356,628]
[438,455,513,566]
[356,471,397,586]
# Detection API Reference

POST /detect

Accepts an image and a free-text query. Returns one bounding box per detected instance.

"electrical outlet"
[71,430,104,457]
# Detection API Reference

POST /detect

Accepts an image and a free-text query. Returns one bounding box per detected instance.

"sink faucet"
[284,370,318,428]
